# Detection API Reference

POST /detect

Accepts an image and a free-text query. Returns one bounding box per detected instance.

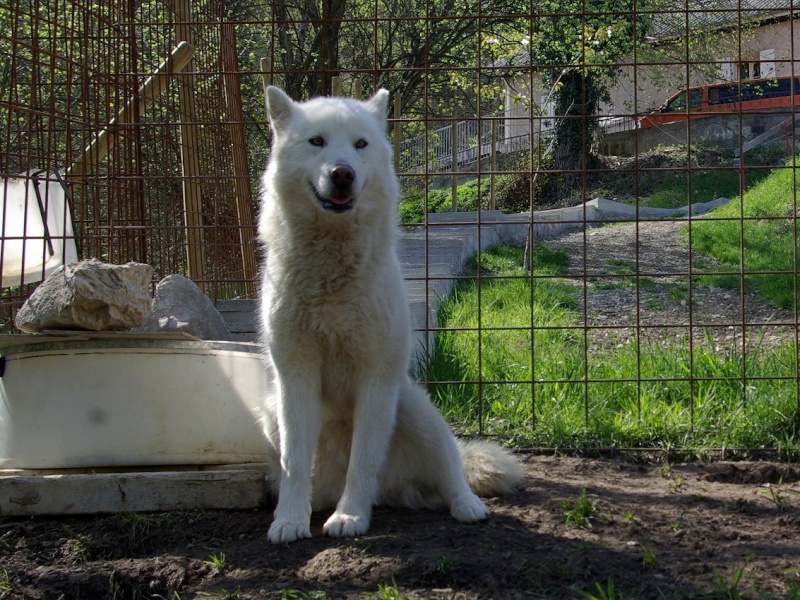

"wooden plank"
[66,42,195,180]
[221,23,258,297]
[393,93,402,173]
[0,470,268,516]
[174,0,206,290]
[219,311,259,334]
[216,299,259,338]
[260,57,273,118]
[217,299,258,312]
[228,332,258,342]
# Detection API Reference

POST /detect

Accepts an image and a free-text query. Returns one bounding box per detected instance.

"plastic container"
[0,333,268,469]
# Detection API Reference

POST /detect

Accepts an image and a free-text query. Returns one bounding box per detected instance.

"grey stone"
[133,274,232,341]
[15,258,154,333]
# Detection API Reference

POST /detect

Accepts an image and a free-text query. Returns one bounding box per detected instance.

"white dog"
[257,86,522,544]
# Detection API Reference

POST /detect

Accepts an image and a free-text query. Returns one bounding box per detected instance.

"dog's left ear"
[365,89,390,121]
[266,86,297,134]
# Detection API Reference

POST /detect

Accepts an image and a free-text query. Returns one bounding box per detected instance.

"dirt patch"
[545,219,797,351]
[4,456,800,599]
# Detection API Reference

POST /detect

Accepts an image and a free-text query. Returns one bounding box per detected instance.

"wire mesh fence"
[1,0,799,454]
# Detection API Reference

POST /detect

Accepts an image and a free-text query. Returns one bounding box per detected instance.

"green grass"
[692,155,800,309]
[638,167,769,210]
[428,245,800,454]
[562,488,596,526]
[400,179,489,223]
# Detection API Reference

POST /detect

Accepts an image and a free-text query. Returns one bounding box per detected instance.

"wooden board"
[0,469,268,516]
[216,299,259,341]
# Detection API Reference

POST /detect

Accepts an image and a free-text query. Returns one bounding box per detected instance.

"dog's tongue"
[329,195,352,205]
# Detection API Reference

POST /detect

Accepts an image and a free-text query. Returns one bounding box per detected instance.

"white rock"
[133,274,232,341]
[15,258,153,332]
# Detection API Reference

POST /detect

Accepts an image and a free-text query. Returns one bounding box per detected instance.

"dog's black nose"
[331,164,355,187]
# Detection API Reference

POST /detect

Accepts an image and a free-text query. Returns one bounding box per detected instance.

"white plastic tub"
[0,333,269,469]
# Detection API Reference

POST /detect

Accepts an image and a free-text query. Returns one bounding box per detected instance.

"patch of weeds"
[61,525,94,564]
[562,488,596,527]
[640,544,658,569]
[710,561,750,599]
[638,277,658,290]
[602,259,637,276]
[0,569,12,600]
[668,474,684,494]
[220,587,242,600]
[658,463,685,494]
[576,577,633,600]
[645,298,665,310]
[760,478,791,511]
[205,551,227,575]
[352,537,373,554]
[668,285,688,305]
[281,591,330,600]
[119,512,156,554]
[367,583,409,600]
[591,278,628,291]
[726,498,750,514]
[435,554,455,575]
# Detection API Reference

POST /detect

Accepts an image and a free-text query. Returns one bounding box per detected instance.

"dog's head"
[264,86,395,218]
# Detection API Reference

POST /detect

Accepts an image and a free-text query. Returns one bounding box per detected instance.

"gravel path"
[543,219,797,350]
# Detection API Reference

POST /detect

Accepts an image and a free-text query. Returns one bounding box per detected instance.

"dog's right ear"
[266,86,296,133]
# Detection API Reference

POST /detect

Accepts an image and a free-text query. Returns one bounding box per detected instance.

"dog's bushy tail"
[457,440,524,497]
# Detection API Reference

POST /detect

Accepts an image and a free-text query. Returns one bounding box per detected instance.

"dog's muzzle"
[312,164,356,213]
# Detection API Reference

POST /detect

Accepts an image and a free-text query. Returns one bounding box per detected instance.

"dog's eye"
[355,139,368,149]
[309,137,325,147]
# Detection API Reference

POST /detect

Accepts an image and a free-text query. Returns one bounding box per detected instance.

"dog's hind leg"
[383,381,490,522]
[322,379,400,538]
[267,372,323,544]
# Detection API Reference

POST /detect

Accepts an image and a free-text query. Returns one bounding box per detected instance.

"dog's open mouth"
[311,183,354,213]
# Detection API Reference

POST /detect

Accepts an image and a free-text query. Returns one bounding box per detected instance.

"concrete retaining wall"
[602,111,797,156]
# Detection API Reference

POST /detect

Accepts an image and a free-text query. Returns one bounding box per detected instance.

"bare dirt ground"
[4,456,800,599]
[5,221,800,600]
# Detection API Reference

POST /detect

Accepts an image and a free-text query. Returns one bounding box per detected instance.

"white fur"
[258,86,523,544]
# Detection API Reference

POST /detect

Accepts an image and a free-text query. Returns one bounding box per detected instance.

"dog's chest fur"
[263,218,407,371]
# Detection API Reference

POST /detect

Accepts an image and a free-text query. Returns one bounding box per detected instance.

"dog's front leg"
[268,373,323,544]
[323,380,399,538]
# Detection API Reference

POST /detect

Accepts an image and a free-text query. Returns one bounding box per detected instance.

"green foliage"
[638,168,769,211]
[428,245,800,452]
[562,488,596,526]
[492,150,558,212]
[576,577,633,600]
[692,155,800,309]
[281,591,331,600]
[204,551,227,575]
[400,179,490,223]
[265,0,525,116]
[367,584,411,600]
[526,0,646,171]
[0,569,12,600]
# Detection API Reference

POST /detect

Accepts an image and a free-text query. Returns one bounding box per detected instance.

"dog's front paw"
[268,518,312,543]
[450,493,490,522]
[323,511,370,538]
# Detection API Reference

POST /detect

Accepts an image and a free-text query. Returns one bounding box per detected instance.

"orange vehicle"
[639,75,800,128]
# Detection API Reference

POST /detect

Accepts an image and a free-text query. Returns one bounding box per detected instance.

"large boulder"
[15,258,153,332]
[133,274,232,341]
